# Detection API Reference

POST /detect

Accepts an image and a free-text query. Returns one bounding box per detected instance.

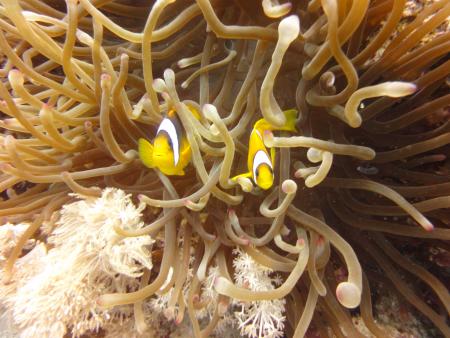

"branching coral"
[0,0,449,337]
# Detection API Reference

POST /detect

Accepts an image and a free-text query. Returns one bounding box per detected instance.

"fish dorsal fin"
[252,150,273,181]
[157,117,180,166]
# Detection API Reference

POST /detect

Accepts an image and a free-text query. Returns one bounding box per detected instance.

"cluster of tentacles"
[0,0,449,337]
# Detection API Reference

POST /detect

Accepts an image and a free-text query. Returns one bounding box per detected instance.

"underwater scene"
[0,0,449,337]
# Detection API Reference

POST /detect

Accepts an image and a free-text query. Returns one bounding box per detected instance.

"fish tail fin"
[280,109,298,132]
[138,138,154,168]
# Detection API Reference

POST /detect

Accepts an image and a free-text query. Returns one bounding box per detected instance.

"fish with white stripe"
[138,107,199,176]
[232,109,298,190]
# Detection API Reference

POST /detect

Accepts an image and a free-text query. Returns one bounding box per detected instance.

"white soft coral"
[1,188,154,338]
[232,248,286,338]
[0,222,35,269]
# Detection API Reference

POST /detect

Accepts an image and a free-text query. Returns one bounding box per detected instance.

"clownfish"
[232,109,298,190]
[138,107,200,176]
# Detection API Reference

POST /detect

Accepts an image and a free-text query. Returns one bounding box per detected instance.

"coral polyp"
[0,0,449,337]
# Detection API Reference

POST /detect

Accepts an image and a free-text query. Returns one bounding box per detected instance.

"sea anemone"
[0,0,449,337]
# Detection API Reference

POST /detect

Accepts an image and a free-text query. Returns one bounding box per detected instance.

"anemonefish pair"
[138,107,200,176]
[231,109,298,190]
[138,107,298,190]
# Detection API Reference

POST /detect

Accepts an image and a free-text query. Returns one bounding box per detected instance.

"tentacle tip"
[163,68,175,80]
[181,82,188,89]
[96,296,107,309]
[0,163,11,171]
[293,169,302,178]
[388,82,418,97]
[317,236,324,246]
[263,130,274,141]
[296,238,305,248]
[100,73,111,84]
[402,82,418,95]
[349,116,362,128]
[409,83,418,93]
[424,222,434,232]
[336,282,361,309]
[8,69,22,78]
[281,179,297,194]
[278,15,300,41]
[240,236,250,246]
[4,134,14,143]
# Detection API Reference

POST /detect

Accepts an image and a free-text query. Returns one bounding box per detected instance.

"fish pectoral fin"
[175,169,185,176]
[270,147,276,165]
[231,172,252,181]
[181,142,191,158]
[282,109,299,132]
[138,138,155,168]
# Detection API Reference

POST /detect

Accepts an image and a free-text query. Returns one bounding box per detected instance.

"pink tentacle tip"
[162,92,171,101]
[282,179,297,194]
[240,236,250,246]
[9,68,20,76]
[184,200,193,207]
[424,221,434,232]
[192,294,200,303]
[101,73,111,82]
[84,121,92,128]
[316,236,324,246]
[137,194,145,201]
[263,130,274,139]
[0,163,10,171]
[297,238,305,248]
[408,83,418,94]
[4,134,13,143]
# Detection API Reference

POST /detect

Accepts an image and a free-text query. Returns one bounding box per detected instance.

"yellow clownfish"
[232,109,298,190]
[138,107,199,176]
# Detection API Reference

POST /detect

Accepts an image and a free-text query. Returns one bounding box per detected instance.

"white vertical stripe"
[252,150,273,181]
[157,118,180,166]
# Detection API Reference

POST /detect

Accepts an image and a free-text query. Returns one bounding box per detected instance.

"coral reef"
[0,0,449,337]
